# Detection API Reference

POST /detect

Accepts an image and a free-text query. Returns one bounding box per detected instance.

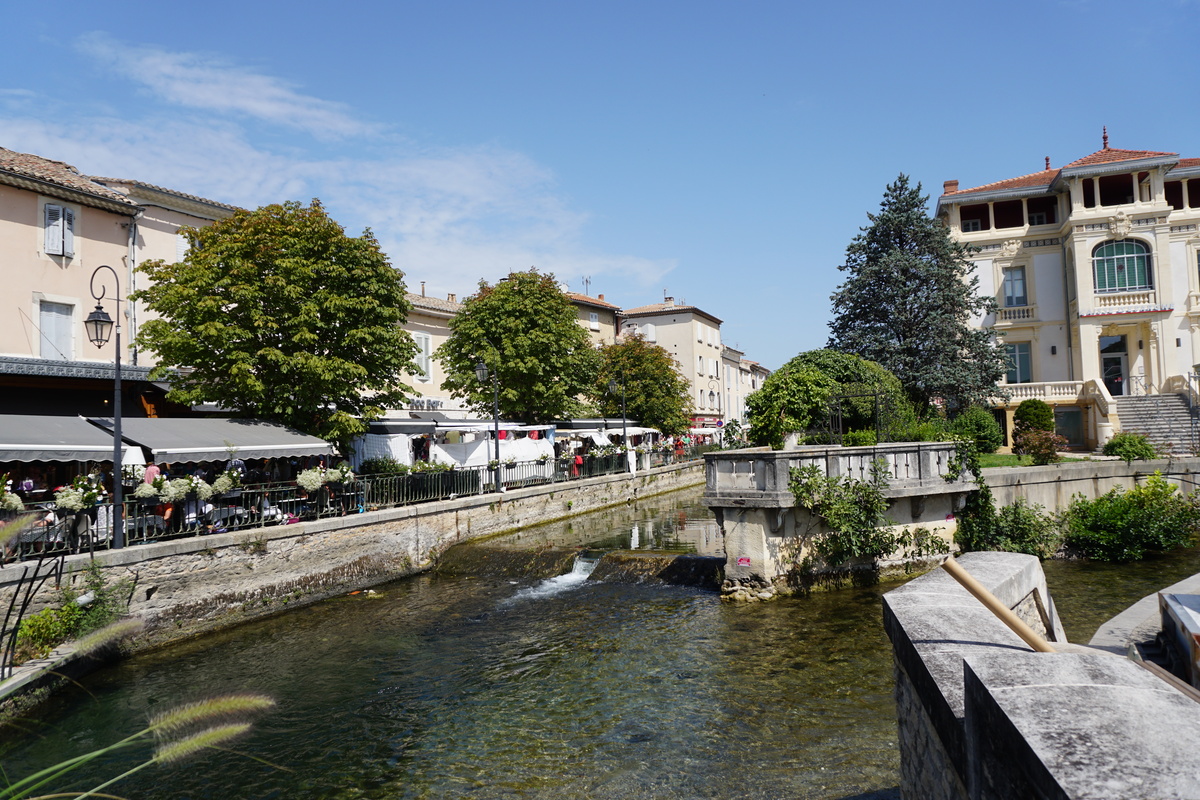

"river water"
[3,487,1199,799]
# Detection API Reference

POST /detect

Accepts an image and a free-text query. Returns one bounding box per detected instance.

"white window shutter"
[61,207,75,257]
[176,233,190,261]
[44,205,63,255]
[644,323,656,342]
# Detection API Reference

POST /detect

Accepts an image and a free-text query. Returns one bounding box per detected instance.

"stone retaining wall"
[984,455,1200,508]
[0,463,703,654]
[884,552,1200,799]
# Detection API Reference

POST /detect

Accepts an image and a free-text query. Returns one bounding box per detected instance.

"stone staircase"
[1113,394,1198,454]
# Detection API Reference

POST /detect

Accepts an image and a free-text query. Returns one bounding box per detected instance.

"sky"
[3,0,1199,370]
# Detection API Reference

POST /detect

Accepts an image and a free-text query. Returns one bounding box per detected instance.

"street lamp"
[608,375,628,472]
[475,360,501,491]
[86,265,124,549]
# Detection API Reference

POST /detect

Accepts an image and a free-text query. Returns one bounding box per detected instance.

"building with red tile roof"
[936,130,1200,451]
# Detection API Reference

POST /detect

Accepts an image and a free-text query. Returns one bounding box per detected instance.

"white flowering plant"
[296,468,326,492]
[122,463,146,484]
[55,475,103,513]
[1,474,23,512]
[326,462,355,484]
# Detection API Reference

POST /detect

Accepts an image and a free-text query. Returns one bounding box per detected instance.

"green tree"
[827,174,1008,414]
[745,365,834,449]
[436,269,598,424]
[593,333,692,435]
[783,349,916,435]
[133,200,417,448]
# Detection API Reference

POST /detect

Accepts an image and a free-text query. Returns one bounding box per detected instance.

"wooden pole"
[941,556,1056,653]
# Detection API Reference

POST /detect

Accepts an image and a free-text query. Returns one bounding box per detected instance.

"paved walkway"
[1089,570,1200,654]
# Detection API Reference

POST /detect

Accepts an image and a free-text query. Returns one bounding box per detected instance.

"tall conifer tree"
[827,175,1007,414]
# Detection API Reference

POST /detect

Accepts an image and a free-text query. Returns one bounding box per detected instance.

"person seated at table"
[182,495,214,531]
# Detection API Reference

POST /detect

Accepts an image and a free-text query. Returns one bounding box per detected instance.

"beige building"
[938,133,1200,448]
[620,297,726,426]
[565,291,620,346]
[396,287,471,416]
[0,147,238,417]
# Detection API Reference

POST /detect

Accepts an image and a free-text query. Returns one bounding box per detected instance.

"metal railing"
[1,446,714,563]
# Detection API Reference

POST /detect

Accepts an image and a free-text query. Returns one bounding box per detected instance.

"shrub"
[897,419,951,442]
[950,406,1003,454]
[1062,472,1200,561]
[1103,431,1159,464]
[955,493,1060,558]
[12,561,130,664]
[359,457,409,476]
[842,429,877,447]
[1014,428,1067,465]
[1013,398,1055,434]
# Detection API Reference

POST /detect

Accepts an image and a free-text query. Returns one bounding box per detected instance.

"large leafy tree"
[133,200,417,447]
[745,364,834,449]
[784,349,916,434]
[436,269,598,424]
[592,333,693,435]
[827,174,1008,414]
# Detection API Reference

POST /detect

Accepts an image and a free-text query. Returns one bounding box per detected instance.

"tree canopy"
[436,269,598,424]
[592,333,693,436]
[827,174,1008,414]
[783,349,915,434]
[745,364,834,449]
[132,199,417,447]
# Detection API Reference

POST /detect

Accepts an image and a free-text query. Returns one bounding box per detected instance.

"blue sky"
[3,0,1198,370]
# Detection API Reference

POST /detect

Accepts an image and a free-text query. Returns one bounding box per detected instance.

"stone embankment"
[884,552,1200,799]
[1,462,703,675]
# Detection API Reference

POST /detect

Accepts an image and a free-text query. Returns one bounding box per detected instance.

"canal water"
[3,487,1199,799]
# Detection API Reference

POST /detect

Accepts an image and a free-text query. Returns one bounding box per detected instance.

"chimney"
[664,296,675,307]
[598,293,605,301]
[420,281,426,297]
[447,293,456,303]
[943,179,959,194]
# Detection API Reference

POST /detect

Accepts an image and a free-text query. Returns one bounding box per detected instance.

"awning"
[0,414,131,463]
[367,420,437,435]
[89,417,336,463]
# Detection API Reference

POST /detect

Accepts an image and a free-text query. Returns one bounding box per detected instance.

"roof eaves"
[1051,154,1180,190]
[0,169,139,216]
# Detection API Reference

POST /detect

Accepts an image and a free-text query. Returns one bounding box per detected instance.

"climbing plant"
[788,459,898,565]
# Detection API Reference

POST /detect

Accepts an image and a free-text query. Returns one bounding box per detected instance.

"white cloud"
[0,36,674,299]
[75,33,378,141]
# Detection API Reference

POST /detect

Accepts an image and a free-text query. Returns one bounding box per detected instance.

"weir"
[702,441,975,598]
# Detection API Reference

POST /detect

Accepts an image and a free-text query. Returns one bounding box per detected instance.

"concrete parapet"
[884,552,1200,799]
[703,443,975,593]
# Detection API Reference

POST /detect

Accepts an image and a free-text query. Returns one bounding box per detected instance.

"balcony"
[1080,289,1169,318]
[996,304,1037,323]
[1001,381,1085,404]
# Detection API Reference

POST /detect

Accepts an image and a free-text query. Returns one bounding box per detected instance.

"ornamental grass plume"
[0,693,275,800]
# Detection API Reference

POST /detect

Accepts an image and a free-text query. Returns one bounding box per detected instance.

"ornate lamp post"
[84,265,124,549]
[475,360,501,491]
[608,375,628,472]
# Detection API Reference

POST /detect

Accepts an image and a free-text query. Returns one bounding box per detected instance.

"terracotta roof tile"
[407,293,462,314]
[1174,158,1200,169]
[949,169,1058,197]
[565,292,620,310]
[89,176,240,212]
[0,147,136,208]
[1062,147,1177,168]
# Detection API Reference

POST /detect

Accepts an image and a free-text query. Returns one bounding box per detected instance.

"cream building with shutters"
[938,133,1200,449]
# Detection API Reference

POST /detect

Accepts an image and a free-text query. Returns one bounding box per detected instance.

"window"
[642,323,656,342]
[1004,343,1032,384]
[1093,239,1152,293]
[412,332,432,382]
[588,312,599,332]
[39,300,73,360]
[698,389,705,408]
[44,204,75,257]
[1003,266,1027,307]
[1027,195,1057,226]
[176,233,190,262]
[962,219,982,232]
[960,203,989,232]
[698,355,704,375]
[696,322,703,342]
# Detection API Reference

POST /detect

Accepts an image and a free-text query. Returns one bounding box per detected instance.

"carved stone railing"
[1000,381,1084,404]
[702,441,970,510]
[996,305,1037,323]
[1091,289,1157,310]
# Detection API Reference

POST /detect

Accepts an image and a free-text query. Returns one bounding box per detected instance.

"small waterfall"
[505,553,600,603]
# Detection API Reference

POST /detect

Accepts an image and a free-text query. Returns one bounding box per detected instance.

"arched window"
[1093,239,1152,293]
